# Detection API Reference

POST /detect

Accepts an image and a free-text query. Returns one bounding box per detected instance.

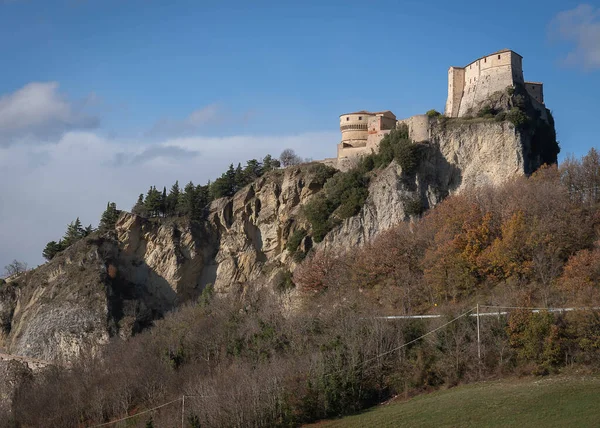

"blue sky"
[0,0,599,270]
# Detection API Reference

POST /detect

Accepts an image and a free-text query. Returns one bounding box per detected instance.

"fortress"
[334,49,545,163]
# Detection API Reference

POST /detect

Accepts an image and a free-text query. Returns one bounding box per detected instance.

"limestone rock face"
[5,239,115,362]
[2,118,550,363]
[209,165,327,293]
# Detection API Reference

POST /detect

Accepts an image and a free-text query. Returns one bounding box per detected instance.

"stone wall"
[525,82,544,104]
[444,50,545,119]
[446,67,465,117]
[397,115,430,142]
[458,51,523,117]
[339,113,369,148]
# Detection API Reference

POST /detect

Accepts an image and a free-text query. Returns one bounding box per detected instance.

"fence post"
[477,303,481,363]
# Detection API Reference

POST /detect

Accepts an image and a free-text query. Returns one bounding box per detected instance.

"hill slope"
[314,375,600,428]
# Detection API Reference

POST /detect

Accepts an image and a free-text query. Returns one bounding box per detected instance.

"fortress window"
[346,117,349,121]
[498,55,501,59]
[484,57,487,63]
[358,116,362,120]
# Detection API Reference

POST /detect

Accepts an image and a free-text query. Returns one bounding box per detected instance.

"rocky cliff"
[0,117,556,363]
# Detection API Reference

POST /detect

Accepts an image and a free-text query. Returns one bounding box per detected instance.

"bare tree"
[4,259,27,277]
[279,149,302,167]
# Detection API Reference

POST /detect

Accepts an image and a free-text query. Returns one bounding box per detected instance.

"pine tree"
[63,218,85,247]
[145,186,161,217]
[132,194,147,217]
[99,202,119,232]
[42,241,61,261]
[263,154,280,171]
[167,181,180,216]
[83,224,94,236]
[234,162,245,192]
[159,187,167,217]
[244,159,263,181]
[180,181,197,217]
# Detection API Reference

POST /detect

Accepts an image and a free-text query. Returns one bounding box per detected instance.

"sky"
[0,0,599,271]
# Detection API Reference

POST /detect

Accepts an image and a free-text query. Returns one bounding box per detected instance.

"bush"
[304,169,370,242]
[374,128,422,174]
[308,163,337,185]
[402,194,424,217]
[477,105,497,118]
[324,170,369,220]
[506,107,529,129]
[274,269,295,292]
[303,194,336,243]
[426,109,442,118]
[286,229,307,253]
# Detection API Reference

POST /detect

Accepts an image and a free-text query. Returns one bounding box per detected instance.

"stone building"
[338,111,396,159]
[333,49,546,166]
[445,49,544,118]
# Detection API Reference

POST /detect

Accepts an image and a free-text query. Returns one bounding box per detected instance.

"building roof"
[449,49,523,70]
[339,110,396,117]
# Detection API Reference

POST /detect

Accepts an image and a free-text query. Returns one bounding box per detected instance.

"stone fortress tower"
[338,111,397,159]
[332,49,546,165]
[445,49,544,117]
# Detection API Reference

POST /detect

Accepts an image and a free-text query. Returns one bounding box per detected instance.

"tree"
[42,241,63,261]
[132,194,147,217]
[4,260,27,277]
[63,218,85,247]
[99,202,119,232]
[166,181,180,216]
[145,186,161,217]
[244,159,263,181]
[179,181,198,217]
[263,154,280,171]
[234,162,246,191]
[280,148,302,167]
[159,187,167,217]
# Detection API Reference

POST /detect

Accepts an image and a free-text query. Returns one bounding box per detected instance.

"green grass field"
[311,375,600,428]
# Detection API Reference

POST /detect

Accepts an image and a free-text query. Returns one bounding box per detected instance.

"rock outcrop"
[0,117,555,365]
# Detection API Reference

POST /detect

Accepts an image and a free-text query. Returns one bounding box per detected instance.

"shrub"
[375,128,421,174]
[308,163,337,185]
[402,194,424,217]
[274,269,295,293]
[477,105,497,118]
[426,109,442,118]
[324,170,369,220]
[506,107,529,129]
[286,229,307,253]
[303,194,335,242]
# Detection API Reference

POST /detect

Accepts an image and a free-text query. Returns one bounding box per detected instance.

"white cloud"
[549,4,600,70]
[146,104,222,138]
[0,129,338,271]
[0,82,99,146]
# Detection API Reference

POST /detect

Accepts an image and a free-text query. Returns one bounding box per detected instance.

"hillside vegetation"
[3,148,599,427]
